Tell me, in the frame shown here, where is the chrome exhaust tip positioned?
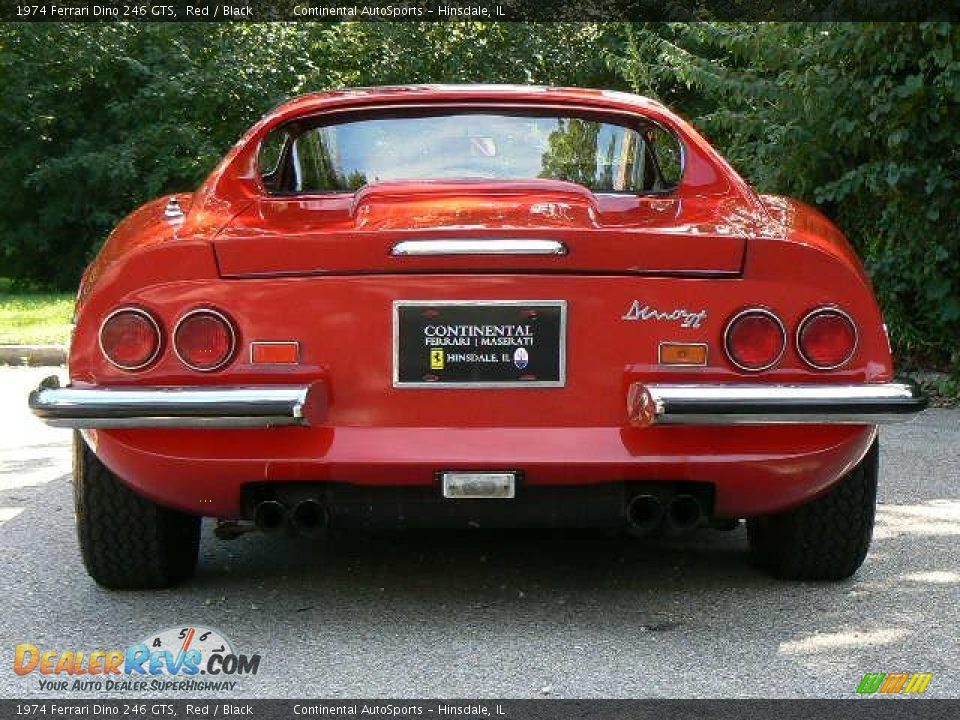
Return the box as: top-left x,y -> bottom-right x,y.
253,500 -> 288,532
665,494 -> 704,533
289,499 -> 329,537
626,494 -> 665,534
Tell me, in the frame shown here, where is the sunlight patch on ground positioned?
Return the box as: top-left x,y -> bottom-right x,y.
0,448 -> 70,491
874,500 -> 960,540
0,507 -> 24,525
779,628 -> 906,656
0,367 -> 72,491
902,570 -> 960,584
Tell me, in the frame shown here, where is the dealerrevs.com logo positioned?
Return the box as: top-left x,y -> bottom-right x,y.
13,625 -> 261,692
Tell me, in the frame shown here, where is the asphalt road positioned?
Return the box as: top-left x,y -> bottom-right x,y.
1,366 -> 957,699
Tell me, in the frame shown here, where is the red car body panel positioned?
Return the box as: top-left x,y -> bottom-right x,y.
68,85 -> 893,521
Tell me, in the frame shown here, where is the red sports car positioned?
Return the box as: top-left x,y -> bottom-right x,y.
29,85 -> 925,588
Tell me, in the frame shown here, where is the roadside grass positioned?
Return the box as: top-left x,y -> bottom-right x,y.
0,292 -> 74,345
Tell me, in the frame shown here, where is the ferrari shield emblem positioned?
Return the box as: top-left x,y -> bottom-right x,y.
430,348 -> 445,370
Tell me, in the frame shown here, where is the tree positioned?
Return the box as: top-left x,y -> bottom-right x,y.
0,22 -> 623,288
612,22 -> 960,372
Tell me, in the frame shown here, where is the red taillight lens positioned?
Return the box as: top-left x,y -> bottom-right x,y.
99,308 -> 161,370
174,310 -> 236,371
724,309 -> 786,371
798,309 -> 857,369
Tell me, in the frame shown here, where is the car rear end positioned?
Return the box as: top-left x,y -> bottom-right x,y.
38,199 -> 919,526
28,88 -> 925,587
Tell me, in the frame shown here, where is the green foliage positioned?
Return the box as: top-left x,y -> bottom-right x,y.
613,22 -> 960,373
0,22 -> 620,288
539,119 -> 604,188
1,22 -> 957,372
0,24 -> 327,287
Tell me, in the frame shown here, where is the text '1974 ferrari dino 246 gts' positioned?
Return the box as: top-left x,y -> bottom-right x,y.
29,85 -> 926,588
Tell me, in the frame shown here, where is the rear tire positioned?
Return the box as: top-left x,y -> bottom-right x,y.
748,437 -> 879,581
73,432 -> 200,589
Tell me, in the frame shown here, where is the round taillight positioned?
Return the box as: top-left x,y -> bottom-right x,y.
173,309 -> 236,372
724,309 -> 786,372
797,308 -> 857,370
99,308 -> 161,371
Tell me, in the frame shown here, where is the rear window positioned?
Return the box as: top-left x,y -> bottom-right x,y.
258,111 -> 683,195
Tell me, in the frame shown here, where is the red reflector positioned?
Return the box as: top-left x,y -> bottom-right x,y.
251,342 -> 299,364
174,310 -> 236,372
724,310 -> 785,371
99,308 -> 161,370
798,309 -> 857,369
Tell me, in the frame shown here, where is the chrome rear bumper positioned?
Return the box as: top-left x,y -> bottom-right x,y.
29,376 -> 926,430
628,381 -> 926,426
28,376 -> 317,429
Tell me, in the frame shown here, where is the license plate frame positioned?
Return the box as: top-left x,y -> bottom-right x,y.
392,300 -> 567,388
441,471 -> 517,499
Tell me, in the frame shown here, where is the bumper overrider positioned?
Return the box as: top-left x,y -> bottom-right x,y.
28,375 -> 925,429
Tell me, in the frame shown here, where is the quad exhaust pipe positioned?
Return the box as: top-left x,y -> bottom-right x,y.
626,493 -> 705,534
253,499 -> 329,536
626,494 -> 665,534
257,494 -> 701,536
664,494 -> 704,533
289,499 -> 329,537
253,500 -> 287,532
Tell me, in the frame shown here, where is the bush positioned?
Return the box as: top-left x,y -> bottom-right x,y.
610,22 -> 960,373
0,23 -> 620,288
2,22 -> 956,373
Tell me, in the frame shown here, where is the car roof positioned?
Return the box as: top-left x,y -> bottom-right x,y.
263,84 -> 671,125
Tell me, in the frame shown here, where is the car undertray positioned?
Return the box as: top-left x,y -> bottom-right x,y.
240,480 -> 716,530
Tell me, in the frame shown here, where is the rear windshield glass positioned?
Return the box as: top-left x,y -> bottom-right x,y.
258,111 -> 683,195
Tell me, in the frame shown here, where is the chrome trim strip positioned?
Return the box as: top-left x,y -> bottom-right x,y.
173,308 -> 238,373
28,376 -> 310,429
796,306 -> 859,371
391,239 -> 567,257
628,381 -> 926,426
722,307 -> 787,372
392,299 -> 567,388
98,307 -> 163,372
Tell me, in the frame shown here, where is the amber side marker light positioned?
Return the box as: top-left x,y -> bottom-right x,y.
797,308 -> 858,370
659,342 -> 708,366
251,341 -> 299,365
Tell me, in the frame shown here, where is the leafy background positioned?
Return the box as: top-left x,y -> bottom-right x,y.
0,22 -> 956,375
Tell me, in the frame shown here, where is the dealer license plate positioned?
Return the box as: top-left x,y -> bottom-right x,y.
393,301 -> 566,387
